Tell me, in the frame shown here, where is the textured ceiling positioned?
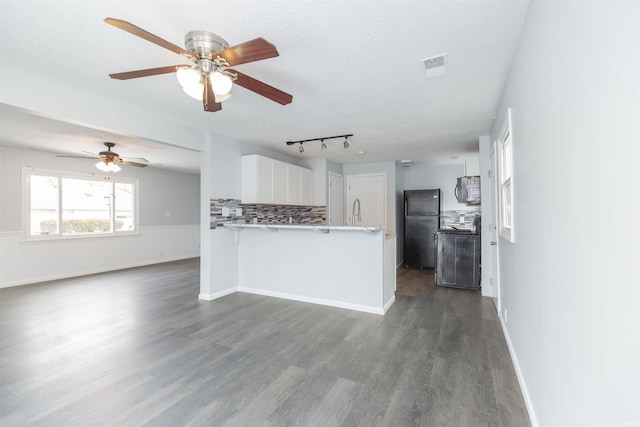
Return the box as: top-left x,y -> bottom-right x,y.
0,0 -> 530,172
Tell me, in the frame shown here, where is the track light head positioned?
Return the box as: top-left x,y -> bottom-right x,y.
343,136 -> 350,149
321,139 -> 327,150
299,144 -> 304,153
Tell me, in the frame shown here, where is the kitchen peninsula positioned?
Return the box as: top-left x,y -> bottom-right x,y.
224,224 -> 396,315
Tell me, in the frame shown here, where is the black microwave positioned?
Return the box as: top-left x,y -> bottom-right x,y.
455,176 -> 481,204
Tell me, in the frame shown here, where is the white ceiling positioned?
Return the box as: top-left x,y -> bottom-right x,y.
0,0 -> 530,173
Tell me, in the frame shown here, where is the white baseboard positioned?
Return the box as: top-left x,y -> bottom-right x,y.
0,255 -> 199,289
499,315 -> 539,427
383,295 -> 396,313
237,286 -> 385,315
198,287 -> 237,301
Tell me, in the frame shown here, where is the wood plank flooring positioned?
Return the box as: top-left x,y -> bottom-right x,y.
0,259 -> 530,426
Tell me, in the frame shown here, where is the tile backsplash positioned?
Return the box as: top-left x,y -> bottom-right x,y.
441,209 -> 481,230
210,199 -> 325,229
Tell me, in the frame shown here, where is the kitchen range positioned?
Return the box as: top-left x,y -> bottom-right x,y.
435,219 -> 481,291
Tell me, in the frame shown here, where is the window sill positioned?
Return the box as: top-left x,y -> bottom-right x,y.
21,231 -> 141,243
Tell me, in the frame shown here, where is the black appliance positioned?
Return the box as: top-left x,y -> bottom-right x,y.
455,176 -> 481,204
435,225 -> 481,290
403,189 -> 441,269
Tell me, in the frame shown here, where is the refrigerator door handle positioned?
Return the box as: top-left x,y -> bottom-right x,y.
454,182 -> 460,202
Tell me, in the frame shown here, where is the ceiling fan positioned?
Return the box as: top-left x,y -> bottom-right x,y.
104,17 -> 293,112
57,142 -> 149,172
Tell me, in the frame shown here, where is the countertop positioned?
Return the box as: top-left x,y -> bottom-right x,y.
222,223 -> 384,233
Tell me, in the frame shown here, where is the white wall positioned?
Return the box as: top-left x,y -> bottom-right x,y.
343,161 -> 396,234
491,2 -> 639,426
399,162 -> 478,211
0,145 -> 200,287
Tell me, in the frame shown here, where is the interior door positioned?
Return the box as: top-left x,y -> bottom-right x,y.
489,141 -> 501,312
328,172 -> 344,225
347,174 -> 386,228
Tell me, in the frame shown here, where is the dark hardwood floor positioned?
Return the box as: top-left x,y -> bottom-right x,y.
0,259 -> 530,426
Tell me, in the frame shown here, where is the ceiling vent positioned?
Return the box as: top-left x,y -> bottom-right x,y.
422,53 -> 448,78
400,159 -> 412,167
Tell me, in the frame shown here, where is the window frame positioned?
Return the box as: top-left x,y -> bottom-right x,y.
497,108 -> 515,242
22,167 -> 139,241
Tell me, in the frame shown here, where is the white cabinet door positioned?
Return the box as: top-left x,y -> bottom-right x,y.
272,160 -> 288,204
300,168 -> 314,206
256,155 -> 274,203
347,174 -> 386,229
287,165 -> 302,205
242,155 -> 273,203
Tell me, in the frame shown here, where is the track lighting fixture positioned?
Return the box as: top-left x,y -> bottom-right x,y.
286,133 -> 353,153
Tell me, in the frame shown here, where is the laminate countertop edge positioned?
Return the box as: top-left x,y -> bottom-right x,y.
222,224 -> 384,233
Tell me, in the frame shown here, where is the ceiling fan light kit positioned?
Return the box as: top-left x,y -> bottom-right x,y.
210,71 -> 233,95
95,160 -> 121,173
104,18 -> 293,112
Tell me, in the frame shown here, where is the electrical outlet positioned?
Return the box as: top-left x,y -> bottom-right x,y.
504,309 -> 508,324
235,207 -> 243,216
222,207 -> 230,217
459,214 -> 465,224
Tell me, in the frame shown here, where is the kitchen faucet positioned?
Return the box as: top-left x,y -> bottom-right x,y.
352,198 -> 361,225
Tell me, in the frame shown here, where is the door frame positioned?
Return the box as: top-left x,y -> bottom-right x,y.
489,140 -> 502,313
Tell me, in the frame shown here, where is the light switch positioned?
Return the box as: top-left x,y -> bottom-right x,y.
235,207 -> 243,216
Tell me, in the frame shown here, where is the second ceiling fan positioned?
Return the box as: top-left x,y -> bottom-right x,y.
105,17 -> 293,112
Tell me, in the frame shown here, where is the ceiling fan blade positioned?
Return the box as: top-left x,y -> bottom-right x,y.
228,70 -> 293,105
104,18 -> 192,58
121,157 -> 149,163
121,161 -> 148,168
203,76 -> 222,112
109,65 -> 188,80
215,38 -> 279,66
56,155 -> 99,160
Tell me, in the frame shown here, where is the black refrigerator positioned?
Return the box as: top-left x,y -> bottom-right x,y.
404,189 -> 441,268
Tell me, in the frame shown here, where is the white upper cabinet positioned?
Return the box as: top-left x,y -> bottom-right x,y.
242,155 -> 273,203
300,168 -> 314,206
241,155 -> 314,205
287,165 -> 302,205
272,160 -> 288,204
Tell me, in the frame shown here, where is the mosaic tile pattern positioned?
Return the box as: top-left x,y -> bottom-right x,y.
210,199 -> 326,229
441,209 -> 481,231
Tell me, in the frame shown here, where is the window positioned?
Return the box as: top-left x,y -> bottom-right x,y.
24,168 -> 138,239
497,108 -> 515,242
